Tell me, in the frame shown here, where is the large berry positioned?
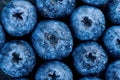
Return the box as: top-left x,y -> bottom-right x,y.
106,60 -> 120,80
70,5 -> 105,40
35,61 -> 73,80
103,26 -> 120,58
72,42 -> 108,75
32,20 -> 73,60
1,0 -> 37,36
0,40 -> 36,77
36,0 -> 76,18
108,0 -> 120,24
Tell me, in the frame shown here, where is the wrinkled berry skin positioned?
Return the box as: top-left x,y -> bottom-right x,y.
0,24 -> 5,49
80,77 -> 102,80
106,60 -> 120,80
32,20 -> 73,60
81,0 -> 109,6
36,0 -> 76,18
108,0 -> 120,24
70,6 -> 105,41
35,61 -> 73,80
103,26 -> 120,58
1,0 -> 37,36
72,42 -> 108,76
0,40 -> 36,77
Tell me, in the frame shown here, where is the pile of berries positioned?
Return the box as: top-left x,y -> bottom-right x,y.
0,0 -> 120,80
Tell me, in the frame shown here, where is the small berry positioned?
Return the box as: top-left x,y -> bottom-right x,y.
72,42 -> 108,75
1,0 -> 37,36
0,40 -> 36,77
35,61 -> 73,80
70,5 -> 105,40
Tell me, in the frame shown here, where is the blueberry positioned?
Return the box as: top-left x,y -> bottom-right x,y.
108,0 -> 120,24
81,0 -> 109,6
106,60 -> 120,80
80,77 -> 102,80
70,5 -> 105,40
72,42 -> 108,75
31,20 -> 73,60
1,0 -> 37,36
103,26 -> 120,58
36,0 -> 76,18
0,24 -> 5,49
35,61 -> 73,80
0,40 -> 36,77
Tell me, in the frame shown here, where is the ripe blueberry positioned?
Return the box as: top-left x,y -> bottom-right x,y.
31,20 -> 73,60
0,40 -> 36,77
108,0 -> 120,24
36,0 -> 76,18
106,60 -> 120,80
103,26 -> 120,58
1,0 -> 37,36
35,61 -> 73,80
70,5 -> 105,40
72,42 -> 108,75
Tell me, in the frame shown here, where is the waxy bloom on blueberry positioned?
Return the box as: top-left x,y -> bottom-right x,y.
1,0 -> 37,36
32,20 -> 73,60
0,40 -> 36,77
70,5 -> 105,40
35,61 -> 73,80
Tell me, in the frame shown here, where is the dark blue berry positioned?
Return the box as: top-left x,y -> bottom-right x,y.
70,5 -> 105,40
1,0 -> 37,36
0,40 -> 36,77
72,42 -> 108,75
35,61 -> 73,80
31,20 -> 73,60
80,77 -> 102,80
81,0 -> 109,6
0,24 -> 5,49
108,0 -> 120,24
36,0 -> 76,18
103,26 -> 120,58
106,60 -> 120,80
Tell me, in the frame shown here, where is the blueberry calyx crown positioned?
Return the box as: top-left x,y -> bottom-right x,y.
12,52 -> 22,64
48,70 -> 60,80
13,12 -> 23,20
81,16 -> 92,28
85,52 -> 96,62
45,32 -> 58,46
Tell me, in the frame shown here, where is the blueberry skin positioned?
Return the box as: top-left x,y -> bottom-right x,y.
1,0 -> 37,36
0,24 -> 5,49
35,61 -> 73,80
103,26 -> 120,58
108,0 -> 120,24
70,6 -> 105,41
36,0 -> 76,18
0,40 -> 36,77
72,42 -> 108,76
81,0 -> 109,6
31,20 -> 73,60
80,77 -> 102,80
106,60 -> 120,80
